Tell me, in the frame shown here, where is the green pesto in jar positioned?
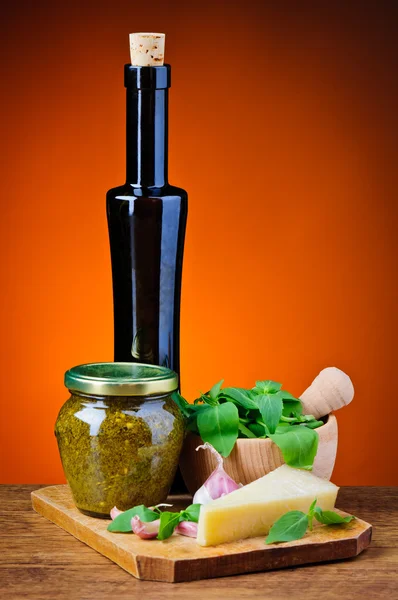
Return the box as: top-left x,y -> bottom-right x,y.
55,363 -> 183,518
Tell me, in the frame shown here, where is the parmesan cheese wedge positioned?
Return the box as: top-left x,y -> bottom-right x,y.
196,464 -> 338,546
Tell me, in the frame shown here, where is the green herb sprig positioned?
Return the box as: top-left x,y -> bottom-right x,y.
107,502 -> 201,539
172,379 -> 323,468
107,504 -> 160,533
265,499 -> 355,544
158,503 -> 201,540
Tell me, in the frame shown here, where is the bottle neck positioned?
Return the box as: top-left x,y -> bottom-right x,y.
126,88 -> 168,187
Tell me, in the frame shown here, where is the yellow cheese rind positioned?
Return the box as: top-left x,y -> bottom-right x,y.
197,465 -> 338,546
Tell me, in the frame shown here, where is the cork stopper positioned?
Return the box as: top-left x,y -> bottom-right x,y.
129,32 -> 165,67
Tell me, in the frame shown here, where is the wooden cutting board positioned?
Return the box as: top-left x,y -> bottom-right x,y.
31,485 -> 372,583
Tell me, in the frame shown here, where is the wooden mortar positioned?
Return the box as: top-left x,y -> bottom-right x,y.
179,367 -> 353,495
179,414 -> 338,496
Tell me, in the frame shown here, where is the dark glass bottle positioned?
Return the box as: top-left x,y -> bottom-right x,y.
106,65 -> 188,378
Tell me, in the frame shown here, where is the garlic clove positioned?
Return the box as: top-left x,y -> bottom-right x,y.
131,515 -> 160,539
110,506 -> 123,520
175,521 -> 198,538
193,443 -> 240,504
193,481 -> 214,505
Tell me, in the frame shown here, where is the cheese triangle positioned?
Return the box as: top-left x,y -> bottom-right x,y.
197,464 -> 338,546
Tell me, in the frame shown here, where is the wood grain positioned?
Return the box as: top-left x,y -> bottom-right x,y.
180,414 -> 338,495
30,484 -> 370,583
1,486 -> 397,598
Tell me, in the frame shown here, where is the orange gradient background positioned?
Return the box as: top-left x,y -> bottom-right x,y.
1,1 -> 397,485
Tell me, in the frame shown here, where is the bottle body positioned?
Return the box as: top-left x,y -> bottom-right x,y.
107,64 -> 188,378
107,184 -> 187,372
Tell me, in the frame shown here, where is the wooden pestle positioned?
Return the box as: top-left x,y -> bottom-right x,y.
299,367 -> 354,419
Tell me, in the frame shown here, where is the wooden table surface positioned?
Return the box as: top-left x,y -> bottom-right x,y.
0,486 -> 396,599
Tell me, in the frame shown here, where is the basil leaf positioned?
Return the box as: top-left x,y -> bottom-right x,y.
197,402 -> 239,457
307,498 -> 317,530
181,504 -> 201,523
171,391 -> 191,418
299,414 -> 317,422
265,510 -> 309,544
282,399 -> 303,417
247,422 -> 266,437
234,405 -> 252,420
304,419 -> 324,429
308,498 -> 317,516
209,380 -> 224,401
222,387 -> 258,410
253,380 -> 282,394
278,391 -> 300,402
238,421 -> 257,438
314,507 -> 355,525
192,403 -> 208,411
185,404 -> 212,434
188,403 -> 212,414
107,505 -> 158,532
186,414 -> 199,433
269,427 -> 319,470
256,393 -> 283,434
274,423 -> 291,434
157,511 -> 182,540
199,392 -> 219,406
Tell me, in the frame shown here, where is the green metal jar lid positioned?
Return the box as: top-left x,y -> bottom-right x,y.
64,362 -> 178,397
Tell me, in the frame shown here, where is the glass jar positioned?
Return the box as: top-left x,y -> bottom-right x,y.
55,363 -> 184,518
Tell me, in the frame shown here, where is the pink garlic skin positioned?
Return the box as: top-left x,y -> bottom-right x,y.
175,521 -> 198,538
204,466 -> 240,499
192,443 -> 240,504
131,515 -> 160,539
110,507 -> 123,520
174,521 -> 198,538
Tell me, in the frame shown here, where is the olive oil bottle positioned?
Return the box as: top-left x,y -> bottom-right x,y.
107,34 -> 188,379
